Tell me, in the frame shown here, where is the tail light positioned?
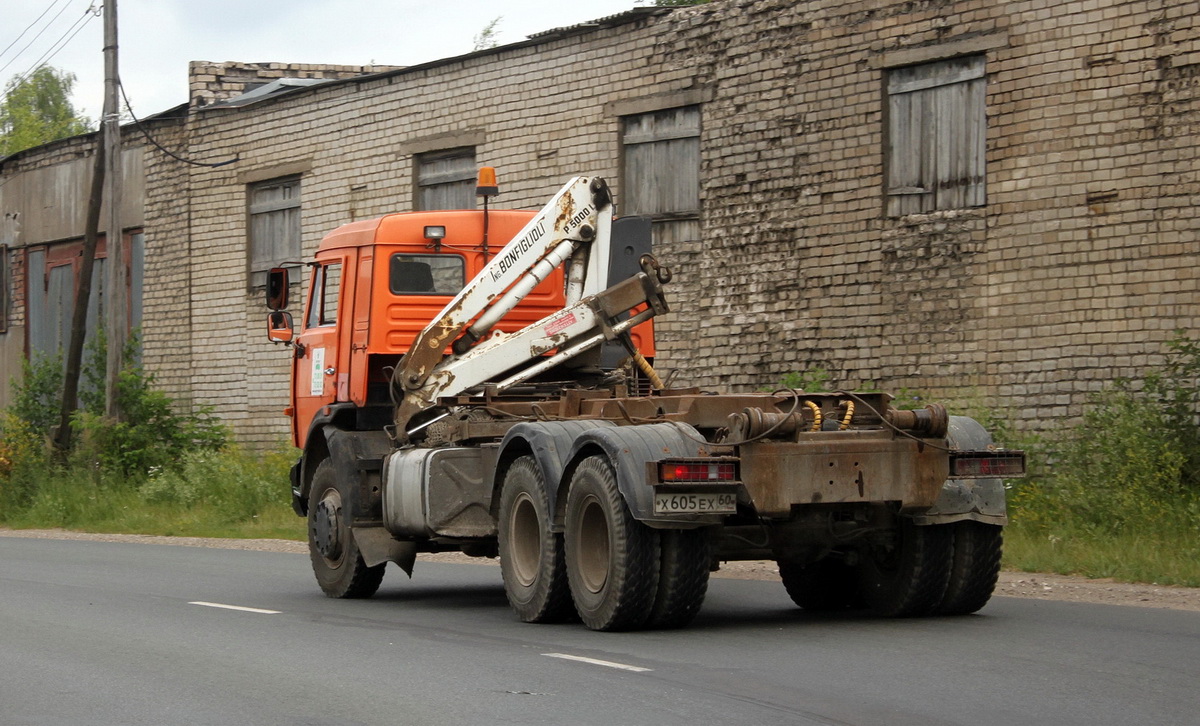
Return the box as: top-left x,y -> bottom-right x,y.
949,451 -> 1026,478
658,459 -> 739,483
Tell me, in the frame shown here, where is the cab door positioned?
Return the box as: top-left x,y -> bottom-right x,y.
293,254 -> 355,448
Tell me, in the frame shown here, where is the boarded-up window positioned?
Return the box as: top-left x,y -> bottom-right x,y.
416,148 -> 476,210
622,106 -> 701,248
887,56 -> 986,216
249,176 -> 301,286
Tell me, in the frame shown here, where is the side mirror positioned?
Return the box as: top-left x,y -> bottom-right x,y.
267,310 -> 294,344
266,268 -> 290,311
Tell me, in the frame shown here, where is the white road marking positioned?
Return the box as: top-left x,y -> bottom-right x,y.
188,601 -> 281,615
542,653 -> 652,672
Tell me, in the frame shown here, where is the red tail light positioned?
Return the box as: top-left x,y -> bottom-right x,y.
658,460 -> 738,483
949,451 -> 1026,478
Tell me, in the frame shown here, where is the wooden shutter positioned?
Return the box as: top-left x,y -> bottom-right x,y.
417,149 -> 476,210
887,56 -> 986,215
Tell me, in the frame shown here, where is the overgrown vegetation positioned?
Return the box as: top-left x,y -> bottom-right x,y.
1005,335 -> 1200,586
778,335 -> 1200,587
0,334 -> 300,540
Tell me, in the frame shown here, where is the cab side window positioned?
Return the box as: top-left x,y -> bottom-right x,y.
307,263 -> 342,327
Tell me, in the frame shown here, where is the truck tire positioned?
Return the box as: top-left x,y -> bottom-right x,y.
858,520 -> 951,617
778,557 -> 859,612
648,529 -> 710,629
498,456 -> 575,623
564,455 -> 660,631
936,521 -> 1003,615
308,459 -> 385,598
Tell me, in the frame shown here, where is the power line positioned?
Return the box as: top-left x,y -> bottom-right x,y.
119,80 -> 239,168
0,0 -> 70,66
4,6 -> 98,94
0,0 -> 77,80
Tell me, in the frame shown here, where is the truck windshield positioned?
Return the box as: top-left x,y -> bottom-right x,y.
389,254 -> 465,295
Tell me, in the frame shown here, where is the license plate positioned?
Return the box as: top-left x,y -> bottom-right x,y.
654,492 -> 737,515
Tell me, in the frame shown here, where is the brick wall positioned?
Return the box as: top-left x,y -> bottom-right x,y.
19,0 -> 1191,447
188,61 -> 404,108
152,0 -> 1200,447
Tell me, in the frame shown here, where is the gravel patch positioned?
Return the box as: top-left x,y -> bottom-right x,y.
4,527 -> 1198,612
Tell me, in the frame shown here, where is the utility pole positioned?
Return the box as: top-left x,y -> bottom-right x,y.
54,3 -> 110,450
102,0 -> 126,420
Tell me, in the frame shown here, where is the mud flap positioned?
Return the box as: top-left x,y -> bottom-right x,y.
352,526 -> 418,576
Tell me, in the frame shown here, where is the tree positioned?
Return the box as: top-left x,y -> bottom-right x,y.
0,66 -> 91,157
473,16 -> 503,51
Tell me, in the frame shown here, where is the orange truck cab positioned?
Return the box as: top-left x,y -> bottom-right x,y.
276,208 -> 654,450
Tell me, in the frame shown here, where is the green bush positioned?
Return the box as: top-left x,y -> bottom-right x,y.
0,411 -> 50,510
1005,334 -> 1200,584
76,330 -> 226,477
8,353 -> 64,437
140,446 -> 294,522
1,331 -> 230,523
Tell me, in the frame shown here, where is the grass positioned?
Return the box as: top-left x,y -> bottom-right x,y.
1004,514 -> 1200,588
0,444 -> 306,542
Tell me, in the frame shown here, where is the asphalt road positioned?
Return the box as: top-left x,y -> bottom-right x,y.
1,537 -> 1197,726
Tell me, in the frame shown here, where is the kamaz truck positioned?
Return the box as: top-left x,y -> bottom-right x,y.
265,171 -> 1023,631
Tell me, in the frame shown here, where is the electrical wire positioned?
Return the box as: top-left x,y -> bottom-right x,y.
0,0 -> 76,78
5,6 -> 98,92
118,80 -> 239,168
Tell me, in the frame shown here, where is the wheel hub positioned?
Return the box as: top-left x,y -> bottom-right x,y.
510,492 -> 541,588
577,496 -> 610,594
313,492 -> 344,562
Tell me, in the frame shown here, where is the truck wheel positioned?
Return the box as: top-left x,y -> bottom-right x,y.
778,557 -> 859,612
936,521 -> 1003,615
498,456 -> 575,623
308,459 -> 385,598
858,520 -> 951,617
648,529 -> 710,629
564,455 -> 660,631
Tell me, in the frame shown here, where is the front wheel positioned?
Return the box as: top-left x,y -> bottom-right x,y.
564,455 -> 660,631
308,459 -> 385,598
498,456 -> 574,623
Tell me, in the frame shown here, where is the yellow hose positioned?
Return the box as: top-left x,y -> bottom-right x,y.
804,400 -> 822,431
839,400 -> 856,430
632,350 -> 664,390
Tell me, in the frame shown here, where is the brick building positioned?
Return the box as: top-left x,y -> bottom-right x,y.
2,1 -> 1197,447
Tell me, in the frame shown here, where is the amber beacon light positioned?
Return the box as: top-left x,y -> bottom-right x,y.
476,167 -> 499,197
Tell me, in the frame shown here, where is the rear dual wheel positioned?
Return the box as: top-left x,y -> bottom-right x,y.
562,456 -> 712,631
858,520 -> 952,617
564,456 -> 661,631
937,521 -> 1003,615
787,521 -> 1002,617
649,528 -> 711,629
498,456 -> 574,623
778,557 -> 859,612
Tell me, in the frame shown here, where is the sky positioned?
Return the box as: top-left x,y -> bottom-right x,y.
2,0 -> 644,124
